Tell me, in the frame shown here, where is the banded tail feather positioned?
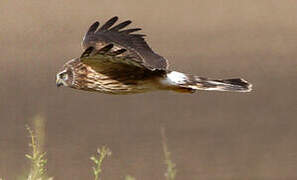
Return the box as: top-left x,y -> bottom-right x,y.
164,71 -> 252,93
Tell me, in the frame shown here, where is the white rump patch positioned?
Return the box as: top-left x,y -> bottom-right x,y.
162,71 -> 188,85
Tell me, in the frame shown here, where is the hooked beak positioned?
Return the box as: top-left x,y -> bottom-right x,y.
56,77 -> 63,87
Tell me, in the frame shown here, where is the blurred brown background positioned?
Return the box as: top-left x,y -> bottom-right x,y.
0,0 -> 296,179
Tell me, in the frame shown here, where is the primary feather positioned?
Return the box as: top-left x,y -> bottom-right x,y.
82,16 -> 168,70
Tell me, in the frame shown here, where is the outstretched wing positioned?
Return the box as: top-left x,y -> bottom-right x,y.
80,45 -> 145,72
80,45 -> 164,82
82,16 -> 168,70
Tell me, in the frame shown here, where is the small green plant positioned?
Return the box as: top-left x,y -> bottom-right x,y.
25,125 -> 51,180
161,127 -> 177,180
125,175 -> 136,180
18,116 -> 178,180
90,146 -> 112,180
25,115 -> 52,180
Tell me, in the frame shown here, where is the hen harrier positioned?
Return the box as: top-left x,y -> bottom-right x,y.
56,16 -> 252,94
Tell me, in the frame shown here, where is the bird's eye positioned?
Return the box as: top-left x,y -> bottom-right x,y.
59,73 -> 68,80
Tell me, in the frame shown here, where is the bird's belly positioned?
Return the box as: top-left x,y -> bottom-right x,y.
79,82 -> 157,95
72,65 -> 164,95
73,75 -> 159,95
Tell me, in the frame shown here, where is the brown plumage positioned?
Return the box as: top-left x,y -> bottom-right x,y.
56,16 -> 252,95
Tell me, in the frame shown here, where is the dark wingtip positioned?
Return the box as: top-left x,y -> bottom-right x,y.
112,16 -> 119,20
120,28 -> 142,34
109,16 -> 119,23
98,16 -> 119,31
110,20 -> 132,31
87,21 -> 99,34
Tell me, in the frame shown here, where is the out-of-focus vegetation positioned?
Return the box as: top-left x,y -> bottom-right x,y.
90,146 -> 112,180
124,175 -> 136,180
4,116 -> 177,180
161,127 -> 177,180
26,125 -> 52,180
25,115 -> 52,180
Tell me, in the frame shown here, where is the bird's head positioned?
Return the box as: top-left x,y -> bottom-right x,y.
56,66 -> 74,88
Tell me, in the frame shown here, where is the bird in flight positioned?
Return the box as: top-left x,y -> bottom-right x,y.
56,16 -> 252,95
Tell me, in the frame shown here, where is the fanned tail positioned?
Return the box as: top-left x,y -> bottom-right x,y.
164,71 -> 252,93
188,77 -> 252,92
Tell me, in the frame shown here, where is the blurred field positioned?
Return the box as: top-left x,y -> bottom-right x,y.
0,0 -> 296,179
